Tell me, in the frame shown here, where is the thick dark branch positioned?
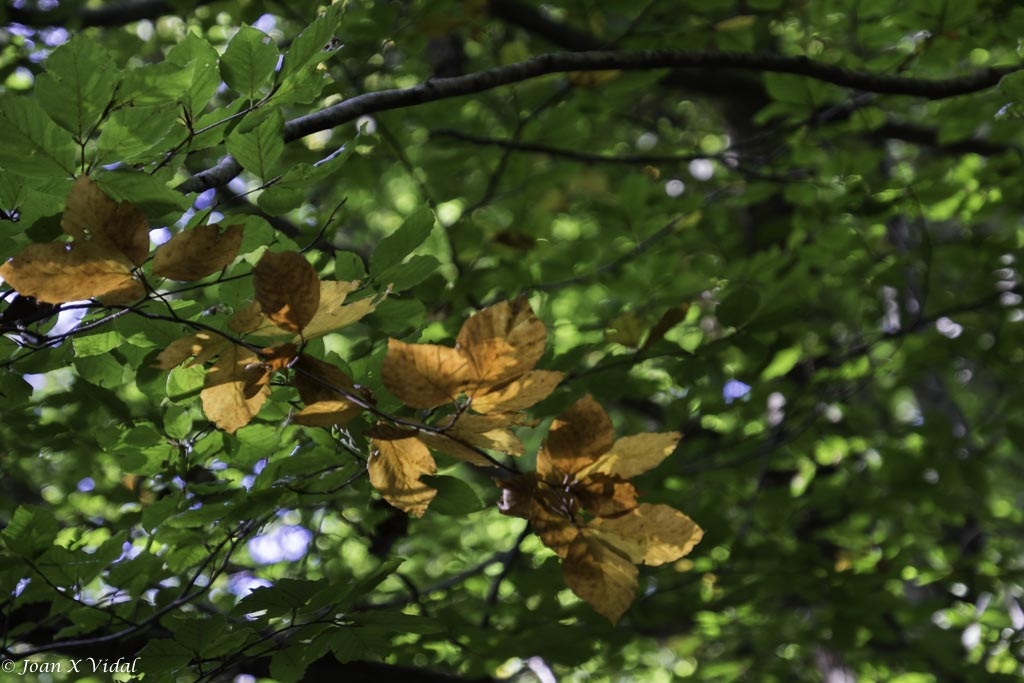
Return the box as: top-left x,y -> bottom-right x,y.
179,50 -> 1018,194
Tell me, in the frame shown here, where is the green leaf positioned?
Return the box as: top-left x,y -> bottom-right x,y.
166,33 -> 221,113
0,97 -> 77,177
138,639 -> 193,675
163,405 -> 193,440
279,4 -> 343,80
227,109 -> 285,180
270,646 -> 310,683
716,286 -> 761,328
423,475 -> 484,516
375,254 -> 441,291
233,578 -> 326,617
95,103 -> 182,165
73,330 -> 124,357
327,627 -> 391,663
220,25 -> 280,99
2,506 -> 59,556
166,365 -> 205,403
257,150 -> 351,215
370,207 -> 436,276
35,35 -> 120,138
335,251 -> 367,281
760,345 -> 801,381
74,353 -> 132,389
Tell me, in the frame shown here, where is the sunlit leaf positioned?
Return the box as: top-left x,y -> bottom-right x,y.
201,346 -> 270,433
563,530 -> 638,624
152,224 -> 244,281
62,176 -> 151,266
368,428 -> 437,517
0,241 -> 142,304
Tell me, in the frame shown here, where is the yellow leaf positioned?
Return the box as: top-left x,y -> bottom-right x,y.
253,251 -> 321,333
590,504 -> 704,567
61,176 -> 150,266
200,346 -> 269,433
416,413 -> 524,465
227,301 -> 286,337
153,331 -> 229,369
537,395 -> 615,478
381,339 -> 471,409
456,297 -> 546,384
0,241 -> 143,304
580,432 -> 681,480
301,281 -> 379,339
152,223 -> 243,281
293,400 -> 363,427
471,370 -> 563,413
563,531 -> 638,624
368,433 -> 437,517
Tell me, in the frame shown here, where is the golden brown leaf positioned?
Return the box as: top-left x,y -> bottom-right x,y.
253,251 -> 321,333
301,281 -> 380,339
61,176 -> 150,266
152,224 -> 243,281
368,434 -> 437,517
537,395 -> 615,478
293,401 -> 363,427
381,339 -> 471,409
471,370 -> 563,413
153,331 -> 229,369
416,413 -> 523,465
200,346 -> 270,433
456,297 -> 546,384
0,241 -> 143,304
562,530 -> 638,624
580,432 -> 682,480
590,504 -> 704,567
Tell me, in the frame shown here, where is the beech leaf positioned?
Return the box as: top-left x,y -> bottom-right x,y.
538,395 -> 615,478
381,339 -> 470,409
580,432 -> 682,480
153,223 -> 243,281
368,433 -> 437,517
61,175 -> 150,266
471,370 -> 564,413
154,331 -> 229,370
293,401 -> 363,427
301,280 -> 379,339
0,241 -> 143,304
200,346 -> 270,433
563,531 -> 639,624
456,297 -> 546,385
253,251 -> 321,333
590,504 -> 704,567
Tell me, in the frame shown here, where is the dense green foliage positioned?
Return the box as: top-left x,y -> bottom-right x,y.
2,1 -> 1024,681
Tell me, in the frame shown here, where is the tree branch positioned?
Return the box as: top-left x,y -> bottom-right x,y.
178,50 -> 1019,194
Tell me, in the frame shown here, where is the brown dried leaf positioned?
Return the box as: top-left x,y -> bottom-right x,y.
293,354 -> 363,405
456,297 -> 546,384
538,395 -> 615,478
253,251 -> 321,333
200,346 -> 270,433
471,370 -> 563,413
293,400 -> 363,427
153,331 -> 229,369
562,531 -> 638,624
0,241 -> 143,304
589,504 -> 704,567
61,176 -> 150,266
580,432 -> 682,481
152,224 -> 243,281
381,339 -> 471,409
498,473 -> 580,557
368,435 -> 437,517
